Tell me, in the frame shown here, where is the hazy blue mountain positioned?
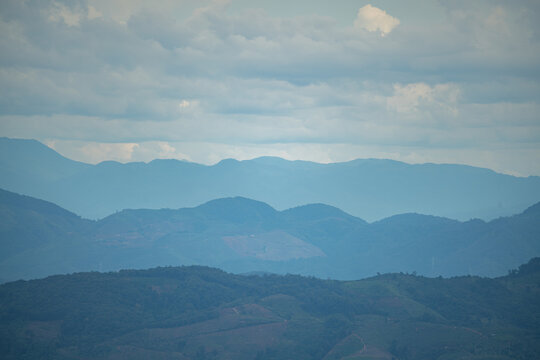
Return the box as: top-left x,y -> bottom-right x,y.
0,189 -> 91,260
1,189 -> 539,283
1,258 -> 540,359
2,137 -> 540,221
0,137 -> 90,191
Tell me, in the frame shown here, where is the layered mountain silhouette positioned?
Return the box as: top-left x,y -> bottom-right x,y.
2,137 -> 540,222
1,188 -> 539,283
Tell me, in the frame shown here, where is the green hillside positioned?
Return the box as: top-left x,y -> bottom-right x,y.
1,259 -> 539,359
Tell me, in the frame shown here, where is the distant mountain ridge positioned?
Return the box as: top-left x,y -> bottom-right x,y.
1,188 -> 539,283
1,137 -> 540,221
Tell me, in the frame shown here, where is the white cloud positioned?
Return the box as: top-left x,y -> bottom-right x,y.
354,4 -> 400,36
48,2 -> 82,27
87,5 -> 103,20
44,139 -> 192,164
131,141 -> 192,162
387,83 -> 460,119
46,140 -> 139,163
86,0 -> 215,24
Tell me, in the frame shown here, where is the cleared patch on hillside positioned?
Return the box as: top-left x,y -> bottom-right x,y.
223,230 -> 325,260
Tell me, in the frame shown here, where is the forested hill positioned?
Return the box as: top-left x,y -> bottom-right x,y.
2,137 -> 540,222
1,188 -> 540,282
1,258 -> 539,360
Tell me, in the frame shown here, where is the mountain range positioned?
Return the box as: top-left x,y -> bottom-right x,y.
2,137 -> 540,222
1,188 -> 539,283
2,258 -> 540,359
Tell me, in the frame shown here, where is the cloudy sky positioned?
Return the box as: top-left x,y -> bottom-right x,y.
1,0 -> 539,176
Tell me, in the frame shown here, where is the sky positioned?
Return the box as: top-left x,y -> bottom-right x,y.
0,0 -> 539,176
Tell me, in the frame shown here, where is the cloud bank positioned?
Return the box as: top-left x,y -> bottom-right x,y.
0,0 -> 539,176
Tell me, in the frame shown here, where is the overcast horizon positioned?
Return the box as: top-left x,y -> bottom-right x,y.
1,0 -> 540,176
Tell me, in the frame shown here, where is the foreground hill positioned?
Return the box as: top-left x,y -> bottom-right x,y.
1,189 -> 540,282
2,137 -> 540,221
1,259 -> 540,360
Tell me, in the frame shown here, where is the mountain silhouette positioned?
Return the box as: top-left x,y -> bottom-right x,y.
2,137 -> 540,221
1,188 -> 539,283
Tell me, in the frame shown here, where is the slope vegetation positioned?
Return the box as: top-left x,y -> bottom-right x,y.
1,259 -> 539,359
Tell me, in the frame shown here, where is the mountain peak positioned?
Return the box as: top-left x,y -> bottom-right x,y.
248,156 -> 297,165
0,137 -> 84,165
281,203 -> 364,223
523,201 -> 540,215
374,213 -> 459,227
0,137 -> 90,183
215,158 -> 240,166
0,188 -> 81,219
196,197 -> 277,223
